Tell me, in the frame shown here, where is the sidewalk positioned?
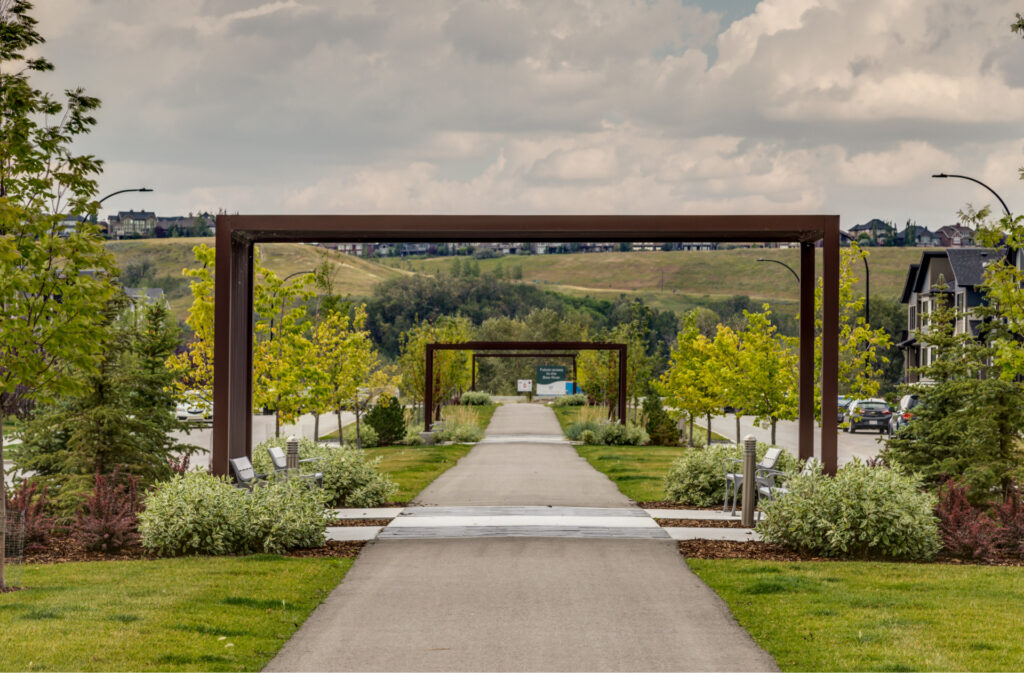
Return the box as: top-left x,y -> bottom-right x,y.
266,404 -> 777,672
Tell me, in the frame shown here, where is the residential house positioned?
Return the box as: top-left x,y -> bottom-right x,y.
894,225 -> 941,247
936,224 -> 975,247
848,218 -> 894,245
898,247 -> 997,383
124,287 -> 167,304
108,210 -> 157,238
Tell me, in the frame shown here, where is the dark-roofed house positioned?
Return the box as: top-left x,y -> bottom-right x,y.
936,224 -> 975,247
124,287 -> 166,303
898,247 -> 998,382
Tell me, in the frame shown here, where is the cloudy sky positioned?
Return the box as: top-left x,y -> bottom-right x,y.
35,0 -> 1024,230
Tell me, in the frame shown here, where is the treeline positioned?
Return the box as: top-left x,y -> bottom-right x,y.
364,274 -> 680,361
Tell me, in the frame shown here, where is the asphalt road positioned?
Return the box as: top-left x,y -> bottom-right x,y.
710,415 -> 886,466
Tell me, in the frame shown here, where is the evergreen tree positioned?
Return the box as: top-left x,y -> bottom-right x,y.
13,297 -> 198,516
882,279 -> 1024,501
365,394 -> 406,445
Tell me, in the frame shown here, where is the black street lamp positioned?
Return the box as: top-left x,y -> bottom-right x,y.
91,187 -> 153,235
932,173 -> 1011,216
759,255 -> 870,324
755,258 -> 800,283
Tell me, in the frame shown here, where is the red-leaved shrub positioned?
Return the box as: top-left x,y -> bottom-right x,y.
935,478 -> 1000,561
168,454 -> 190,475
994,483 -> 1024,560
74,468 -> 140,553
5,481 -> 54,551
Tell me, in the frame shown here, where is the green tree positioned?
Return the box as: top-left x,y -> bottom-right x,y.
365,394 -> 405,445
397,316 -> 472,425
0,0 -> 116,589
811,242 -> 892,420
738,307 -> 799,445
659,313 -> 724,446
708,323 -> 746,444
883,280 -> 1024,500
13,297 -> 197,516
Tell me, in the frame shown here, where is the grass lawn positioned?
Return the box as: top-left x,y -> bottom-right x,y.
0,555 -> 352,672
576,443 -> 685,501
367,444 -> 473,502
552,404 -> 729,502
688,559 -> 1024,672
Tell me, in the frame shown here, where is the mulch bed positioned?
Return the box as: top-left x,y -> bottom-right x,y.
284,540 -> 366,559
678,540 -> 1024,565
23,534 -> 368,566
638,501 -> 726,511
657,518 -> 747,529
678,540 -> 836,562
327,518 -> 393,527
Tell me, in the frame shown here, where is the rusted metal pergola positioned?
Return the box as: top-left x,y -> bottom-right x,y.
212,215 -> 840,475
428,341 -> 625,431
470,352 -> 577,392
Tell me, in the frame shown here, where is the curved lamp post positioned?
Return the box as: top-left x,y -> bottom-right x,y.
759,255 -> 870,324
92,187 -> 153,236
755,258 -> 800,283
932,173 -> 1011,216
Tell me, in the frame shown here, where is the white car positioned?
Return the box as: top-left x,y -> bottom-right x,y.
175,393 -> 212,422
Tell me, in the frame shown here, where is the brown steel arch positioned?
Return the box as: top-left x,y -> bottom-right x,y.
212,215 -> 841,474
426,341 -> 624,430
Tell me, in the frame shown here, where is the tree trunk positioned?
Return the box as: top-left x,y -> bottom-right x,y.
313,413 -> 319,442
735,413 -> 741,445
355,404 -> 362,450
688,416 -> 694,447
336,408 -> 343,445
706,413 -> 712,445
771,418 -> 777,445
274,401 -> 280,438
1,413 -> 7,590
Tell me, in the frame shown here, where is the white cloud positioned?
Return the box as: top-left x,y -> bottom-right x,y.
27,0 -> 1024,229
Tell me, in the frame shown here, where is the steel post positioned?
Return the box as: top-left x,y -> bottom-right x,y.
741,435 -> 757,527
798,242 -> 815,461
821,218 -> 841,474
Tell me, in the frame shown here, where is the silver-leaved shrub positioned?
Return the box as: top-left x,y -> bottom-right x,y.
254,437 -> 397,507
459,391 -> 493,405
138,472 -> 327,556
757,460 -> 941,560
664,443 -> 800,507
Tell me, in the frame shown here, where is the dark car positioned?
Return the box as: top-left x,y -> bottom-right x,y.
844,398 -> 892,434
889,394 -> 921,435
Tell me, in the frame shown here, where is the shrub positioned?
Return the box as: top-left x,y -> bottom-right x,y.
643,395 -> 678,446
435,406 -> 483,443
343,423 -> 379,449
365,395 -> 406,445
994,483 -> 1024,560
139,472 -> 327,556
597,422 -> 649,446
935,478 -> 1001,561
757,460 -> 941,561
552,394 -> 587,407
5,480 -> 54,552
460,391 -> 493,406
579,429 -> 597,445
566,420 -> 603,441
254,437 -> 397,507
74,468 -> 140,553
664,443 -> 800,507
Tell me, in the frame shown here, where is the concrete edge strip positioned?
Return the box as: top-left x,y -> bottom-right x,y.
377,526 -> 672,540
400,506 -> 648,518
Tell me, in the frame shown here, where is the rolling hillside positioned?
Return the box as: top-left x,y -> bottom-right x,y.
387,247 -> 927,314
106,238 -> 409,319
108,238 -> 927,322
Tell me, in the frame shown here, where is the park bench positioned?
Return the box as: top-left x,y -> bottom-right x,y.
723,447 -> 783,516
229,456 -> 269,490
755,458 -> 821,504
266,445 -> 325,487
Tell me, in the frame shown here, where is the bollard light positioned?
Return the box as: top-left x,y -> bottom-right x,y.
741,434 -> 757,527
286,435 -> 299,470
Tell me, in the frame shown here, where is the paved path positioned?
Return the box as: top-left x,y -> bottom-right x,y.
710,414 -> 884,466
267,404 -> 777,672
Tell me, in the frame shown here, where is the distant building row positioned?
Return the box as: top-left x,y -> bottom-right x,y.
58,211 -> 216,239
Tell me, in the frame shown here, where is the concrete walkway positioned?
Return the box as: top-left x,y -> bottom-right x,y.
266,404 -> 777,672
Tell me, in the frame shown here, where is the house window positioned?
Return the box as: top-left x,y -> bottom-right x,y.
909,305 -> 917,330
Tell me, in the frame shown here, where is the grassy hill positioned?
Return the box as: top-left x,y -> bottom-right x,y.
106,238 -> 409,319
386,247 -> 927,315
107,238 -> 927,323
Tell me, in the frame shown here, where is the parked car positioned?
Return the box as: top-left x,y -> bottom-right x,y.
837,395 -> 852,424
175,391 -> 212,422
889,394 -> 921,435
844,398 -> 892,434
